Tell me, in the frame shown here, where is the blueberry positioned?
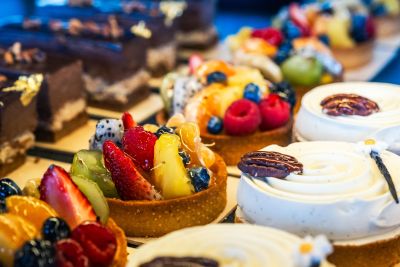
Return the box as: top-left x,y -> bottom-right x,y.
0,178 -> 22,206
372,4 -> 387,16
243,83 -> 262,103
282,21 -> 302,40
206,71 -> 227,85
351,14 -> 368,43
207,116 -> 223,134
274,41 -> 293,64
14,239 -> 55,267
320,1 -> 333,14
270,81 -> 296,109
188,167 -> 210,192
155,126 -> 175,138
318,35 -> 330,46
179,151 -> 191,165
42,217 -> 71,243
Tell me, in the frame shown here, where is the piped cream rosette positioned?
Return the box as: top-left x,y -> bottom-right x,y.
237,141 -> 400,242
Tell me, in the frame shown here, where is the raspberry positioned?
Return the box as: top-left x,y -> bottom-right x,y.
251,27 -> 284,46
122,126 -> 157,171
55,239 -> 89,267
71,221 -> 117,267
258,94 -> 290,131
223,99 -> 261,136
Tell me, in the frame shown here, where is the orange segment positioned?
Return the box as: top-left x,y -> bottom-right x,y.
6,195 -> 58,231
242,38 -> 278,57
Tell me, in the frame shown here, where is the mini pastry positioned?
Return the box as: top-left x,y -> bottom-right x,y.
71,112 -> 227,237
0,165 -> 127,267
130,224 -> 334,267
294,82 -> 400,142
160,59 -> 295,165
237,140 -> 400,267
367,0 -> 400,37
0,42 -> 88,142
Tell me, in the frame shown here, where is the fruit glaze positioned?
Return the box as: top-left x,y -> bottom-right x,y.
237,141 -> 400,242
295,82 -> 400,142
130,224 -> 334,267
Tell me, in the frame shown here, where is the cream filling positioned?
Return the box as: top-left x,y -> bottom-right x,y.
176,26 -> 217,45
83,69 -> 150,104
295,82 -> 400,142
38,98 -> 86,131
237,141 -> 400,241
0,131 -> 34,164
147,41 -> 177,71
129,224 -> 333,267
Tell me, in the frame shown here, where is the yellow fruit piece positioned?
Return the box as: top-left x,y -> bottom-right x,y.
197,144 -> 216,169
320,73 -> 334,84
0,214 -> 37,267
384,0 -> 400,15
228,67 -> 268,94
143,124 -> 159,133
6,195 -> 58,231
326,17 -> 355,48
195,60 -> 235,79
227,27 -> 253,51
153,134 -> 194,199
312,15 -> 329,35
22,178 -> 41,198
242,38 -> 278,57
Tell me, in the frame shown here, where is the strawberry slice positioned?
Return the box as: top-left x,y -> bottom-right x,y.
189,54 -> 204,74
121,112 -> 136,130
122,126 -> 157,171
103,140 -> 161,201
289,3 -> 310,36
40,165 -> 96,228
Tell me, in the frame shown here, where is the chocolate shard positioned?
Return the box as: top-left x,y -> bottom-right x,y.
320,93 -> 379,117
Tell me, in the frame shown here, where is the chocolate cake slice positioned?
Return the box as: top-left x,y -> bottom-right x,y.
0,18 -> 150,111
0,73 -> 39,176
0,43 -> 88,142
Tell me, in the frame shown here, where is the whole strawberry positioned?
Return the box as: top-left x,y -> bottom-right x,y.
103,140 -> 161,201
258,94 -> 290,131
122,126 -> 157,171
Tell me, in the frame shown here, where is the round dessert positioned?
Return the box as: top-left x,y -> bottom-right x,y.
129,224 -> 334,267
160,59 -> 295,165
372,125 -> 400,156
236,141 -> 400,267
0,167 -> 127,267
294,82 -> 400,142
366,0 -> 400,37
78,112 -> 227,237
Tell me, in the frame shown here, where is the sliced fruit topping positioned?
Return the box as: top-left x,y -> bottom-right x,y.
251,27 -> 284,46
326,16 -> 355,48
55,239 -> 89,267
143,123 -> 159,133
259,94 -> 290,131
70,150 -> 118,198
189,54 -> 204,74
289,3 -> 310,36
188,167 -> 211,192
206,71 -> 227,85
42,217 -> 71,243
176,122 -> 202,165
71,221 -> 116,267
71,175 -> 109,224
166,113 -> 186,129
22,178 -> 41,199
207,116 -> 224,134
155,125 -> 175,138
0,178 -> 22,211
123,126 -> 157,171
5,195 -> 58,231
195,60 -> 235,79
153,134 -> 194,199
242,38 -> 277,57
0,214 -> 37,267
121,112 -> 136,130
103,140 -> 161,201
14,239 -> 55,267
223,99 -> 261,136
40,165 -> 97,229
197,144 -> 216,169
89,119 -> 124,151
281,55 -> 323,86
243,83 -> 262,103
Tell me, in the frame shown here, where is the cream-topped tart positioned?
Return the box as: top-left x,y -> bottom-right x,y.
237,141 -> 400,267
129,224 -> 334,267
294,82 -> 400,142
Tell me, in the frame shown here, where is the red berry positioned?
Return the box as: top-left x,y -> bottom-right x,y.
251,27 -> 284,46
55,239 -> 89,267
40,165 -> 96,229
121,112 -> 136,130
258,94 -> 290,131
366,16 -> 375,39
71,222 -> 116,267
189,54 -> 204,74
223,99 -> 261,136
103,140 -> 161,200
289,3 -> 310,36
122,126 -> 157,171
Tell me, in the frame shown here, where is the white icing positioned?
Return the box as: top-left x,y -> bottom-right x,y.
372,126 -> 400,156
237,141 -> 400,241
295,82 -> 400,142
129,224 -> 334,267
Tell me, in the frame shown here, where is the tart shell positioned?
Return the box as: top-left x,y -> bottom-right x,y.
107,218 -> 128,267
107,154 -> 227,237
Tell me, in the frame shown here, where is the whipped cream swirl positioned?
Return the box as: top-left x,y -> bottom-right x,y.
237,141 -> 400,241
295,82 -> 400,142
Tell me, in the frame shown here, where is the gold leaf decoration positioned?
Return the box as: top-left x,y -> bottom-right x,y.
130,21 -> 152,39
3,74 -> 43,106
159,1 -> 187,26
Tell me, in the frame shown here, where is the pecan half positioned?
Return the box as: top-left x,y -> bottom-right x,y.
320,93 -> 379,116
238,151 -> 303,179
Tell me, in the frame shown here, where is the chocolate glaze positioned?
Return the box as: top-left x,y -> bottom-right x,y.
320,93 -> 380,116
176,0 -> 216,32
238,151 -> 303,179
139,256 -> 219,267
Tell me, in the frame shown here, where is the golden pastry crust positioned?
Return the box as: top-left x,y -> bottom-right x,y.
107,154 -> 227,237
332,40 -> 374,70
107,218 -> 128,267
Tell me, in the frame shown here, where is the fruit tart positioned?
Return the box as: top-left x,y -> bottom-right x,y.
72,112 -> 227,237
366,0 -> 400,37
160,59 -> 294,165
0,165 -> 127,267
